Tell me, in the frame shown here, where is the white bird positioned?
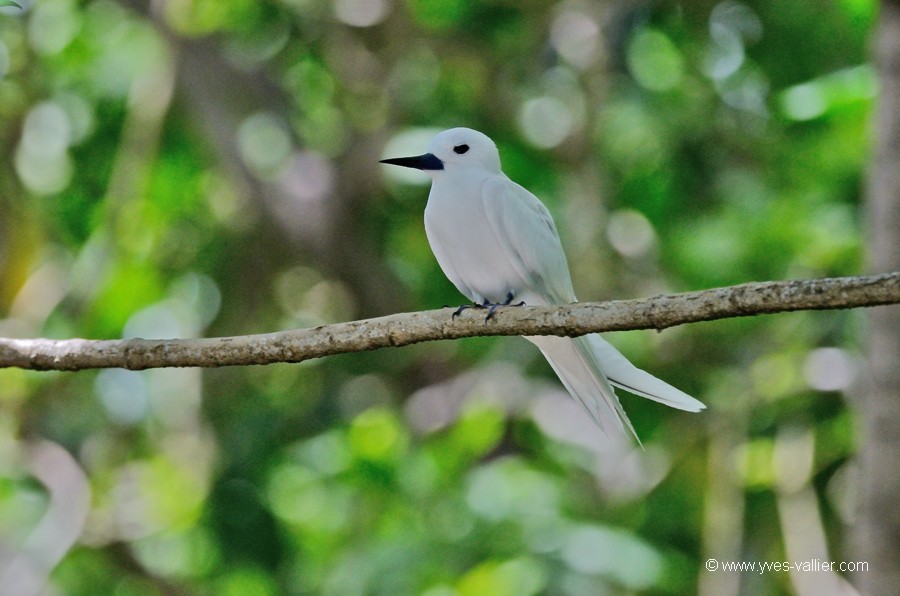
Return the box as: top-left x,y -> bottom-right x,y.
381,127 -> 704,440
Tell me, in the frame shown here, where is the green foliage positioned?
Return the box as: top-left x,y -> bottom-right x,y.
0,0 -> 874,594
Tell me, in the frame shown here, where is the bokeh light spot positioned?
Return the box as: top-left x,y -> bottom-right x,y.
519,96 -> 573,149
349,408 -> 408,464
606,209 -> 658,259
237,112 -> 292,175
550,10 -> 599,70
803,347 -> 858,391
96,369 -> 149,425
627,28 -> 684,92
333,0 -> 390,27
561,525 -> 664,589
781,82 -> 827,121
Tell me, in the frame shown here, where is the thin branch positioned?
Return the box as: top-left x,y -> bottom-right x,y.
1,273 -> 897,371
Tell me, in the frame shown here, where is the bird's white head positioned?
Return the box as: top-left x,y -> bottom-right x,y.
380,127 -> 502,176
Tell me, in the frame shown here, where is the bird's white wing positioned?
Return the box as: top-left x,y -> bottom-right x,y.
481,174 -> 704,439
481,176 -> 576,305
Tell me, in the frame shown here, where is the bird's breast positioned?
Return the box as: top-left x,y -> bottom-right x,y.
424,178 -> 525,304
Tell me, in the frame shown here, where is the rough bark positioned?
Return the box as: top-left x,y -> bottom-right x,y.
0,273 -> 896,371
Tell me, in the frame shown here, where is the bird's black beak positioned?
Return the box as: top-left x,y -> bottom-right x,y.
380,153 -> 444,171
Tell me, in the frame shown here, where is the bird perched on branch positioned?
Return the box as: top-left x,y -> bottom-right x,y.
381,127 -> 704,440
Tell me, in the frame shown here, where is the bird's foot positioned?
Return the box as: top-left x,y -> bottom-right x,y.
451,299 -> 491,319
485,292 -> 526,322
451,293 -> 525,321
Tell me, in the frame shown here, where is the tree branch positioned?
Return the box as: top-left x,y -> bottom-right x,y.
1,273 -> 897,371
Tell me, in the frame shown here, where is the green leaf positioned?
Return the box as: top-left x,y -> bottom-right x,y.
0,1 -> 22,8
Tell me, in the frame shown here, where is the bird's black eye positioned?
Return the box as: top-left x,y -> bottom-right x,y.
453,144 -> 470,155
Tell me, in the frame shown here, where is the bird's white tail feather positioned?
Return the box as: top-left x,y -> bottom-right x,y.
582,335 -> 705,412
527,334 -> 704,440
527,335 -> 639,441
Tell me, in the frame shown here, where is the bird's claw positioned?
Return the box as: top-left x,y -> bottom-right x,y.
451,304 -> 473,319
484,292 -> 526,323
451,293 -> 525,322
451,298 -> 489,319
484,300 -> 526,322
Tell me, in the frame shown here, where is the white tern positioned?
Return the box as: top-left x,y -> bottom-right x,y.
381,127 -> 705,439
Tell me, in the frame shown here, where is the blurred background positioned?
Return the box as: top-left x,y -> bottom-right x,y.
0,0 -> 884,594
